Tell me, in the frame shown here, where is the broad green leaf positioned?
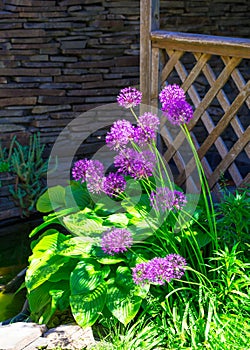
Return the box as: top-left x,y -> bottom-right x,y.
94,197 -> 122,215
58,237 -> 93,258
28,281 -> 55,313
48,259 -> 78,283
103,213 -> 129,227
70,282 -> 107,328
26,231 -> 70,291
70,261 -> 103,296
26,254 -> 69,291
115,266 -> 134,290
106,278 -> 142,326
50,286 -> 71,311
97,256 -> 126,265
65,181 -> 91,209
36,185 -> 66,212
63,210 -> 106,239
30,230 -> 68,256
115,266 -> 149,298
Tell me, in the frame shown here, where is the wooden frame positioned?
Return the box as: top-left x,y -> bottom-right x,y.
140,0 -> 250,194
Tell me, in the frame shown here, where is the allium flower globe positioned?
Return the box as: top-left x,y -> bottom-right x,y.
150,187 -> 187,212
106,119 -> 135,150
134,112 -> 160,145
72,159 -> 91,183
132,254 -> 187,285
163,100 -> 193,125
114,148 -> 156,179
117,87 -> 142,109
101,228 -> 133,255
86,162 -> 105,194
102,172 -> 126,197
72,158 -> 105,194
159,84 -> 186,106
159,84 -> 193,125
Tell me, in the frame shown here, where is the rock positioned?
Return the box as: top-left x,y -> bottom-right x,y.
0,322 -> 46,350
0,322 -> 96,350
43,324 -> 96,350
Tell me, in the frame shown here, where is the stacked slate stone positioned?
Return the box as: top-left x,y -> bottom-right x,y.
0,0 -> 140,150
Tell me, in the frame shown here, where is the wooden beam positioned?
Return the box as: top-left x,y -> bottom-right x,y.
140,0 -> 159,106
151,31 -> 250,58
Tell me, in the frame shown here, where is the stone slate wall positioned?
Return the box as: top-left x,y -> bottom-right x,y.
160,0 -> 250,37
0,0 -> 140,151
0,0 -> 249,149
0,0 -> 249,220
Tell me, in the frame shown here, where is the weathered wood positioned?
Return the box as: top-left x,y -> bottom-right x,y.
151,31 -> 250,58
161,50 -> 184,84
140,0 -> 159,105
151,47 -> 160,108
208,126 -> 250,188
181,53 -> 211,92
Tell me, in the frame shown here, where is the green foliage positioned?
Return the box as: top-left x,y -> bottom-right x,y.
26,229 -> 149,327
0,134 -> 48,216
8,134 -> 48,216
26,180 -> 250,350
91,316 -> 165,350
216,186 -> 250,254
25,89 -> 250,349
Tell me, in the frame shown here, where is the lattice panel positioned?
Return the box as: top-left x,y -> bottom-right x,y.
157,48 -> 250,196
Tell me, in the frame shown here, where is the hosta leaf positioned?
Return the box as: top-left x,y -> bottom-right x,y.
28,280 -> 70,324
26,231 -> 70,291
115,266 -> 134,290
65,181 -> 91,209
91,246 -> 126,265
70,261 -> 104,296
50,286 -> 71,311
30,230 -> 68,256
26,254 -> 69,291
58,237 -> 93,258
36,185 -> 66,212
70,282 -> 107,328
106,278 -> 142,326
48,259 -> 78,283
97,256 -> 126,265
115,266 -> 149,298
28,281 -> 54,313
94,197 -> 122,215
63,210 -> 106,239
103,213 -> 129,227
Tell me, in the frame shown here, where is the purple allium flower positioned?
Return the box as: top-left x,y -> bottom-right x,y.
101,228 -> 133,255
102,172 -> 126,197
114,148 -> 156,179
159,84 -> 193,125
163,100 -> 193,125
85,160 -> 105,194
134,112 -> 160,145
117,87 -> 142,109
106,119 -> 135,151
159,84 -> 186,107
132,254 -> 187,285
150,187 -> 187,212
72,159 -> 91,182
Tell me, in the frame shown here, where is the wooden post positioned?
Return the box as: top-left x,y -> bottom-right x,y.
140,0 -> 159,106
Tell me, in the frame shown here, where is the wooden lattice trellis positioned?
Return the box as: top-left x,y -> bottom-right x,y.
140,0 -> 250,195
